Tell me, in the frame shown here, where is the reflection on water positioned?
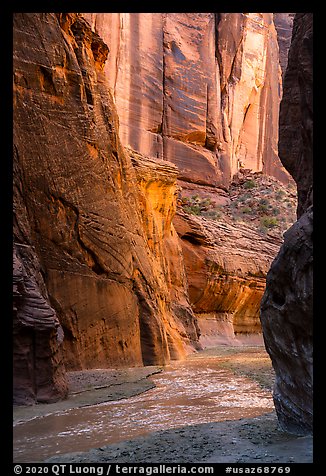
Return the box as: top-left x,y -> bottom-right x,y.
13,357 -> 273,462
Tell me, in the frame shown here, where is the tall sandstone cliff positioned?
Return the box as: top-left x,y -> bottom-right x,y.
260,13 -> 313,435
82,13 -> 291,186
13,13 -> 294,404
13,13 -> 199,404
79,12 -> 294,347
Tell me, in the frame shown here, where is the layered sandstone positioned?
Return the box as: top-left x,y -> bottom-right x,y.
81,13 -> 291,186
260,13 -> 313,434
174,210 -> 282,346
128,148 -> 200,357
13,245 -> 68,404
13,13 -> 199,403
13,12 -> 298,406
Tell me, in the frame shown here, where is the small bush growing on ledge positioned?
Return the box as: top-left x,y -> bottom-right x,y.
202,209 -> 221,220
243,179 -> 256,189
184,204 -> 201,215
260,216 -> 278,228
275,189 -> 286,200
241,207 -> 252,214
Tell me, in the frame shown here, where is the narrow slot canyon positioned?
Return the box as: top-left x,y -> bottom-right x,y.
13,12 -> 313,464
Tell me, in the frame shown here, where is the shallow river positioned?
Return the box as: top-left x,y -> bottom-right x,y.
13,352 -> 273,462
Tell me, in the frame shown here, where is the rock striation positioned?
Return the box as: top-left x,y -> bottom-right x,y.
13,12 -> 297,405
81,13 -> 292,187
260,13 -> 313,434
174,210 -> 282,346
13,13 -> 199,403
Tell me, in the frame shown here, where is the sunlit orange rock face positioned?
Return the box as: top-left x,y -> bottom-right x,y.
13,13 -> 199,403
82,13 -> 291,186
174,211 -> 282,345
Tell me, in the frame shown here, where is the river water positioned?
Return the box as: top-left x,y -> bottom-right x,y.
13,350 -> 274,462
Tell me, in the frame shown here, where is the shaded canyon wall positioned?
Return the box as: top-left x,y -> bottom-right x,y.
260,13 -> 313,435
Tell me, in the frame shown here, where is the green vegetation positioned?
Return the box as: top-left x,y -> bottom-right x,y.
243,179 -> 256,189
258,203 -> 269,212
202,209 -> 221,220
241,207 -> 252,214
179,172 -> 297,237
275,189 -> 286,200
260,216 -> 278,228
181,196 -> 219,219
272,207 -> 280,216
259,198 -> 269,206
183,204 -> 201,215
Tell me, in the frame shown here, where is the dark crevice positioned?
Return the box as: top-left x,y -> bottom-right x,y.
272,289 -> 286,307
39,65 -> 56,95
214,13 -> 222,65
181,233 -> 204,246
243,103 -> 251,123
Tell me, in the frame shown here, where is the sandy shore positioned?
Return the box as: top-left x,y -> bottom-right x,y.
14,343 -> 313,463
13,366 -> 162,424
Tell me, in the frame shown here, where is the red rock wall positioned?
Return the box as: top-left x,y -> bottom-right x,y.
13,12 -> 296,405
174,210 -> 282,345
82,13 -> 292,186
13,13 -> 199,403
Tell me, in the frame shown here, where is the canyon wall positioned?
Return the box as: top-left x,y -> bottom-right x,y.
13,13 -> 199,404
13,12 -> 296,404
82,13 -> 291,186
260,13 -> 313,434
174,210 -> 282,345
273,13 -> 295,81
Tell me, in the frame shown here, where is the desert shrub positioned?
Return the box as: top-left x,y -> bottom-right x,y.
202,197 -> 212,206
203,209 -> 221,220
191,195 -> 200,201
272,207 -> 280,216
243,179 -> 256,189
184,204 -> 201,215
241,207 -> 252,214
259,198 -> 269,206
258,203 -> 269,212
260,216 -> 278,228
275,189 -> 286,199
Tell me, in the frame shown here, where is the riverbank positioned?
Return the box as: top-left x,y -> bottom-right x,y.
14,343 -> 313,463
13,366 -> 162,424
46,411 -> 312,463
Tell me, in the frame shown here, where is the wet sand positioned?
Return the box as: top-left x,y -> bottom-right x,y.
46,412 -> 312,464
13,344 -> 313,463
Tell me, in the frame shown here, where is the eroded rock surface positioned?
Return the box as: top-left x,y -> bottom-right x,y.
277,13 -> 313,218
174,210 -> 282,345
13,13 -> 199,402
260,13 -> 313,434
13,245 -> 67,404
81,13 -> 291,186
273,14 -> 295,81
13,12 -> 298,405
